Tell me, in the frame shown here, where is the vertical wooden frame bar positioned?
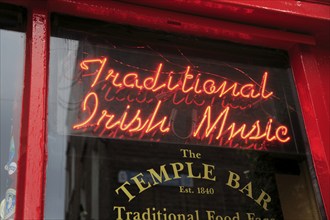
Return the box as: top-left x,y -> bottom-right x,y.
15,7 -> 49,220
290,45 -> 330,218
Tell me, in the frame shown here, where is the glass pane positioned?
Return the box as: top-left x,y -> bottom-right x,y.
46,15 -> 324,220
0,4 -> 26,220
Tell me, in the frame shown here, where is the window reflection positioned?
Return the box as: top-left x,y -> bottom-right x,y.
0,29 -> 25,220
46,15 -> 324,220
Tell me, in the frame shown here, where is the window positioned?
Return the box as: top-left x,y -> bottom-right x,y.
0,4 -> 26,220
46,15 -> 324,220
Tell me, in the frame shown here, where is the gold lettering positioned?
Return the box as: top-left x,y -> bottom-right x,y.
186,162 -> 202,179
113,206 -> 126,220
206,210 -> 216,220
202,163 -> 216,181
255,190 -> 271,211
239,182 -> 254,199
131,173 -> 152,193
246,213 -> 256,220
147,165 -> 171,185
115,182 -> 135,202
170,162 -> 184,179
226,171 -> 240,189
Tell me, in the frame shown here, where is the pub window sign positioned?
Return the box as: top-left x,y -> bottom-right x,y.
65,38 -> 299,153
48,16 -> 323,220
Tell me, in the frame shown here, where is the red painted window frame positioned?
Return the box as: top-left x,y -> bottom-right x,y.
0,0 -> 328,219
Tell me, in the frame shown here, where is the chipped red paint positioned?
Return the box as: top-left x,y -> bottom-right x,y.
0,0 -> 328,219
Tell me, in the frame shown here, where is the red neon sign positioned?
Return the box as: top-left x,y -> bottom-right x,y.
79,58 -> 273,100
72,57 -> 291,146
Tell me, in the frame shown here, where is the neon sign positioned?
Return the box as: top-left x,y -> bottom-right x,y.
79,58 -> 273,100
72,57 -> 291,149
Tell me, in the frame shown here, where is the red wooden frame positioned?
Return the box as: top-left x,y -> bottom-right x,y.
0,0 -> 328,219
14,4 -> 49,220
290,45 -> 330,216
